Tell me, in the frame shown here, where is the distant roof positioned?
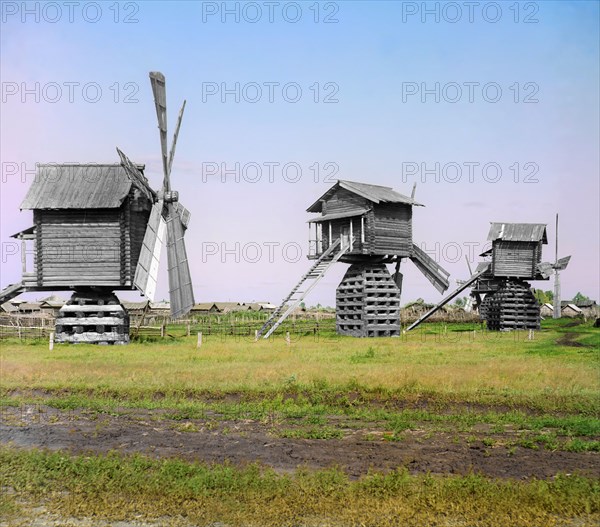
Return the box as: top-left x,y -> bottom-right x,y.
122,301 -> 150,310
1,302 -> 18,312
21,164 -> 150,210
487,223 -> 547,243
214,302 -> 242,309
192,302 -> 218,311
573,300 -> 597,308
39,294 -> 66,307
307,180 -> 423,213
150,301 -> 170,310
562,303 -> 582,313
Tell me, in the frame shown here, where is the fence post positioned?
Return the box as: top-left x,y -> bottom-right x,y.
49,332 -> 54,351
161,324 -> 165,338
197,332 -> 203,348
285,331 -> 290,347
187,323 -> 191,337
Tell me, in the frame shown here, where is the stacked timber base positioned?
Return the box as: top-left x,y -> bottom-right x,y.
336,263 -> 400,337
484,280 -> 540,331
55,289 -> 129,344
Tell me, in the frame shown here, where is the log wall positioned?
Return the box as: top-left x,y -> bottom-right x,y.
492,241 -> 541,278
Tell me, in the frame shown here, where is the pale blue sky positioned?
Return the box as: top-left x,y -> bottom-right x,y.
1,1 -> 598,305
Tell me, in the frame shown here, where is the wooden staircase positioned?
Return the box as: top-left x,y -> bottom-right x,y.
256,239 -> 350,339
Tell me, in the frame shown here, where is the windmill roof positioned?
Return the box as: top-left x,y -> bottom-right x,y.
307,180 -> 423,213
487,223 -> 548,243
21,164 -> 148,210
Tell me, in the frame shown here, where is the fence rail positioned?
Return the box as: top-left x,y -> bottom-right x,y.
1,309 -> 482,341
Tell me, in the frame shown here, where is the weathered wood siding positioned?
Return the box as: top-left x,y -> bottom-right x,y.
35,209 -> 123,287
492,241 -> 540,278
323,188 -> 369,215
126,190 -> 152,283
370,203 -> 412,256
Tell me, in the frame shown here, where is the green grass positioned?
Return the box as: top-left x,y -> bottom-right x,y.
1,319 -> 598,414
0,447 -> 598,527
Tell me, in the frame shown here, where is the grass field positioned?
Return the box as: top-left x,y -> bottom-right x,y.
1,318 -> 598,526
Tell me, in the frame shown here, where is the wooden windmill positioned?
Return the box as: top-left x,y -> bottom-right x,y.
406,221 -> 570,331
0,72 -> 194,344
256,180 -> 450,338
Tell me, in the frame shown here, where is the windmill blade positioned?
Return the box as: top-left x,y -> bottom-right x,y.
116,147 -> 155,200
537,261 -> 554,279
165,202 -> 194,318
172,202 -> 191,229
149,71 -> 170,189
554,255 -> 571,271
133,200 -> 166,301
168,100 -> 186,176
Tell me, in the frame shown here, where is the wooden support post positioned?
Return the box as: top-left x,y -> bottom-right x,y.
187,323 -> 191,337
21,240 -> 26,273
49,332 -> 54,350
328,222 -> 332,249
285,331 -> 290,346
349,219 -> 353,250
197,332 -> 203,348
255,329 -> 258,341
161,324 -> 165,338
361,216 -> 365,244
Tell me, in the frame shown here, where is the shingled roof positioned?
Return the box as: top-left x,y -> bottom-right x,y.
487,223 -> 548,243
307,180 -> 423,213
21,163 -> 149,210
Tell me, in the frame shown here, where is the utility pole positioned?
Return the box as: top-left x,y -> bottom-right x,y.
553,213 -> 561,319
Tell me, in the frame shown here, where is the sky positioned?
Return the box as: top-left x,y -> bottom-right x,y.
1,0 -> 598,307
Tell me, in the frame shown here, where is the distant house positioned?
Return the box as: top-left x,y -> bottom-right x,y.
214,302 -> 245,314
540,303 -> 554,317
18,302 -> 42,314
121,300 -> 150,315
191,302 -> 220,314
38,295 -> 66,316
561,303 -> 583,317
150,301 -> 171,313
243,303 -> 264,312
572,300 -> 599,317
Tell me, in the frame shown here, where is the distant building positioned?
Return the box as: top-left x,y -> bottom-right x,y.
540,303 -> 554,318
38,295 -> 66,316
561,303 -> 583,317
191,302 -> 220,314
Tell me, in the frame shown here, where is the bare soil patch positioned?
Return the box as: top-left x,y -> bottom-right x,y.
1,405 -> 597,481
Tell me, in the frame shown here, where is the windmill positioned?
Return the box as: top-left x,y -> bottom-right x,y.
406,221 -> 571,332
0,72 -> 194,344
256,180 -> 451,339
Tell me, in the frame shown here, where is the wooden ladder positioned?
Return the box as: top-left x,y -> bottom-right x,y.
256,239 -> 349,339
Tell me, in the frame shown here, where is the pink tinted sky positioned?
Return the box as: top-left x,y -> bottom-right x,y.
1,1 -> 598,306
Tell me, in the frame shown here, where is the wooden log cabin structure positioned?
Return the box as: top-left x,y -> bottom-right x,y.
473,222 -> 553,331
0,72 -> 196,344
257,180 -> 450,338
7,163 -> 154,343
